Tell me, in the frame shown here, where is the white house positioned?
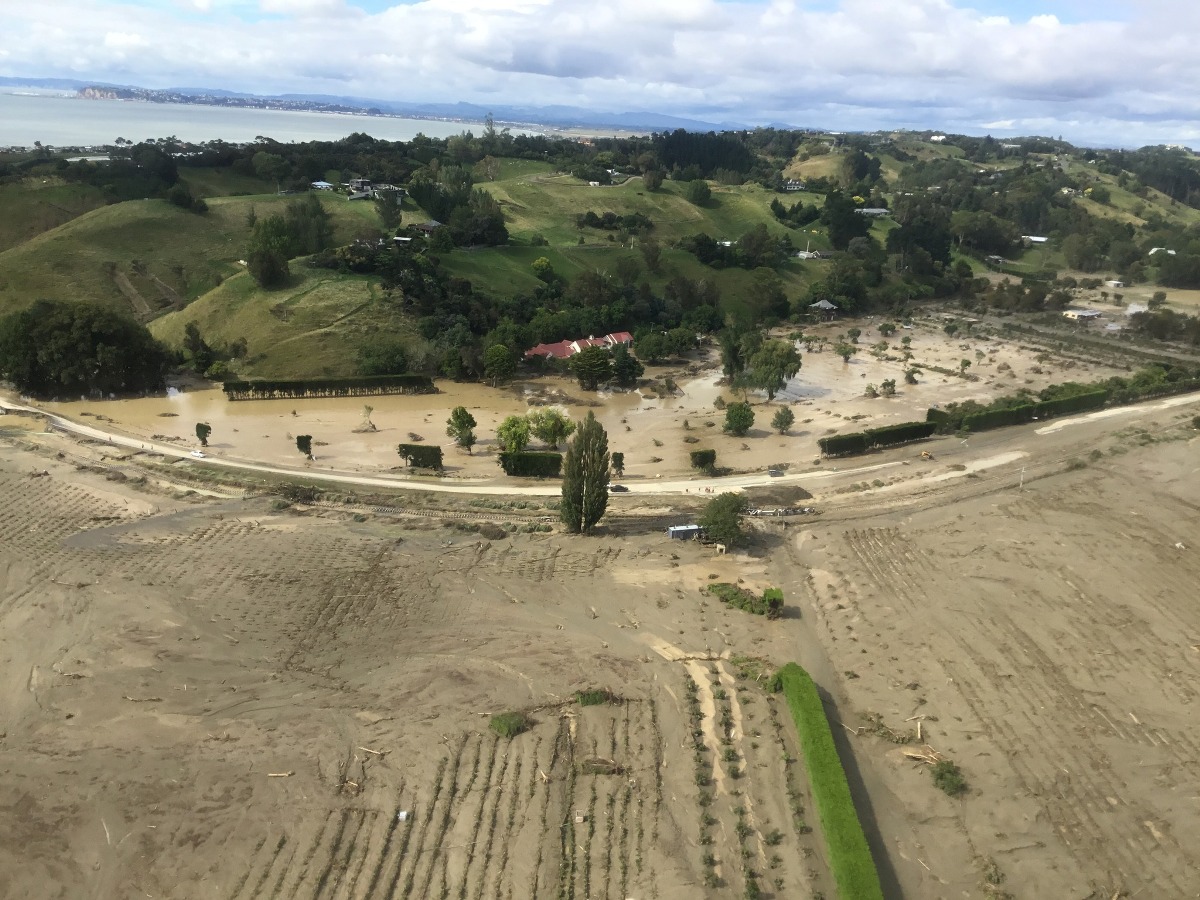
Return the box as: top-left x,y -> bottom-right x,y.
1104,280 -> 1125,289
1062,309 -> 1102,322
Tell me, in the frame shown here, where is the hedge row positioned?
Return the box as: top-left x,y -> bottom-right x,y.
498,451 -> 563,477
223,374 -> 436,400
706,583 -> 784,619
961,390 -> 1108,433
777,663 -> 884,900
818,420 -> 936,456
397,443 -> 444,469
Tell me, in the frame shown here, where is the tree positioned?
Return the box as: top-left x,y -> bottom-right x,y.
531,256 -> 556,283
528,408 -> 576,449
560,412 -> 609,534
375,189 -> 402,231
0,299 -> 169,397
833,342 -> 857,363
246,215 -> 291,288
642,167 -> 664,191
356,339 -> 407,376
640,237 -> 662,273
296,435 -> 313,459
183,321 -> 215,374
611,451 -> 625,477
723,401 -> 755,436
746,340 -> 801,400
699,492 -> 748,547
771,407 -> 795,434
193,423 -> 211,447
846,327 -> 862,344
446,406 -> 478,451
879,322 -> 897,337
880,378 -> 897,397
496,415 -> 531,452
570,346 -> 613,390
686,179 -> 712,205
483,343 -> 517,385
611,343 -> 644,387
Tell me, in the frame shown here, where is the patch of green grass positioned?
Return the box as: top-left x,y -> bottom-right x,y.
490,711 -> 532,739
0,176 -> 108,252
177,166 -> 275,198
777,662 -> 884,900
575,689 -> 619,706
931,759 -> 968,796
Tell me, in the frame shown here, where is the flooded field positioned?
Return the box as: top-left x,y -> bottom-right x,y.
28,316 -> 1137,481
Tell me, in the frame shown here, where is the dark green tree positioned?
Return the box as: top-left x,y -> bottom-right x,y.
686,179 -> 712,205
183,321 -> 215,374
611,343 -> 645,387
699,492 -> 749,546
356,339 -> 408,376
560,412 -> 610,534
820,190 -> 871,250
446,406 -> 478,451
0,299 -> 169,397
570,346 -> 614,390
483,343 -> 516,385
374,189 -> 403,231
723,401 -> 755,436
296,435 -> 313,459
496,414 -> 531,452
195,423 -> 211,447
611,451 -> 625,477
246,215 -> 291,288
771,407 -> 795,434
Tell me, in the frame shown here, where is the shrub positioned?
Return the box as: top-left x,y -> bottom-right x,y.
690,448 -> 717,472
490,711 -> 531,739
576,689 -> 619,706
397,443 -> 444,469
706,583 -> 784,619
777,663 -> 883,900
931,759 -> 968,796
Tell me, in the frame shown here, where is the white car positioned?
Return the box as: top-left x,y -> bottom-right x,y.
190,450 -> 206,459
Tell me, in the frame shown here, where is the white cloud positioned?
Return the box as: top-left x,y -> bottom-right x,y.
1,0 -> 1198,145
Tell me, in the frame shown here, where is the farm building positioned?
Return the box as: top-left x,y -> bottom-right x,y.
1105,280 -> 1125,289
525,332 -> 633,361
1062,309 -> 1102,322
667,525 -> 703,541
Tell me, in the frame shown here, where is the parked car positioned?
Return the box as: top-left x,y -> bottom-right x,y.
190,450 -> 206,458
767,468 -> 783,477
608,484 -> 629,493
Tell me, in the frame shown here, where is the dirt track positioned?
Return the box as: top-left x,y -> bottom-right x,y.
2,394 -> 1199,899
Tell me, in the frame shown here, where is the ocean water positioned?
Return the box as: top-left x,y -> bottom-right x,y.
0,92 -> 491,147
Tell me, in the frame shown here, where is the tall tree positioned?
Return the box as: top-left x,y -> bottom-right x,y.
771,407 -> 795,434
195,423 -> 211,447
723,402 -> 755,436
699,492 -> 748,547
296,435 -> 313,459
375,189 -> 403,231
560,412 -> 610,535
446,406 -> 477,451
246,215 -> 291,288
611,343 -> 644,387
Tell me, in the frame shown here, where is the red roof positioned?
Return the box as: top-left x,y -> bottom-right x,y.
607,331 -> 633,344
525,340 -> 574,360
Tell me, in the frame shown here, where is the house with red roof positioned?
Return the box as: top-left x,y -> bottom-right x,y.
525,332 -> 633,360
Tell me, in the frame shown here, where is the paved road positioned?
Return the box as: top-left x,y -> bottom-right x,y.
5,392 -> 1199,498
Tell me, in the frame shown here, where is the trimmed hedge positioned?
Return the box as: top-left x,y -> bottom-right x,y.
689,448 -> 717,471
777,663 -> 884,900
397,443 -> 444,469
818,421 -> 935,456
962,390 -> 1108,433
818,432 -> 869,456
223,374 -> 435,401
498,451 -> 563,477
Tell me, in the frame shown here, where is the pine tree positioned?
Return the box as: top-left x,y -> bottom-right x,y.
560,412 -> 610,535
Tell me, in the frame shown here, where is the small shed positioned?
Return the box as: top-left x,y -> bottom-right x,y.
667,525 -> 703,541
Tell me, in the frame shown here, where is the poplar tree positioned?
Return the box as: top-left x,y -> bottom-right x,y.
560,412 -> 610,534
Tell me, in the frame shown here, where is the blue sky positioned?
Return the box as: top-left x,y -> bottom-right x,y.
3,0 -> 1198,147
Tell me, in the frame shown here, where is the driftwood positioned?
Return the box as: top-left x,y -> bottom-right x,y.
267,772 -> 294,778
902,745 -> 946,766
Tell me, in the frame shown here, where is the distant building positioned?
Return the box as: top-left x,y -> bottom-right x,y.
1104,279 -> 1125,289
415,219 -> 443,234
349,178 -> 372,191
930,134 -> 947,142
784,179 -> 806,192
1021,235 -> 1049,245
311,180 -> 334,190
1062,309 -> 1102,322
667,525 -> 703,541
1148,247 -> 1177,256
524,332 -> 633,361
854,207 -> 890,217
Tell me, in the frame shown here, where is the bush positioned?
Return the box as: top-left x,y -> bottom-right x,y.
490,711 -> 531,739
707,583 -> 784,619
777,663 -> 883,900
498,451 -> 563,477
576,689 -> 619,706
818,432 -> 869,456
690,448 -> 717,472
931,759 -> 968,796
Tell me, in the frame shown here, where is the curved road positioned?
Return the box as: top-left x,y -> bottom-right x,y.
4,392 -> 1199,498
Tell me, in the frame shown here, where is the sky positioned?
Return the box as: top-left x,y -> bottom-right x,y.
2,0 -> 1198,147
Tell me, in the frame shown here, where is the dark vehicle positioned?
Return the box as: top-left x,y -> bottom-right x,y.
608,484 -> 630,493
767,468 -> 784,477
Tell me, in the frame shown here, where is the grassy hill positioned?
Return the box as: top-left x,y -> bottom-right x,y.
0,177 -> 108,253
0,192 -> 384,320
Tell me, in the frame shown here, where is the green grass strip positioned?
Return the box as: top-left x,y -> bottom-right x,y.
778,663 -> 884,900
